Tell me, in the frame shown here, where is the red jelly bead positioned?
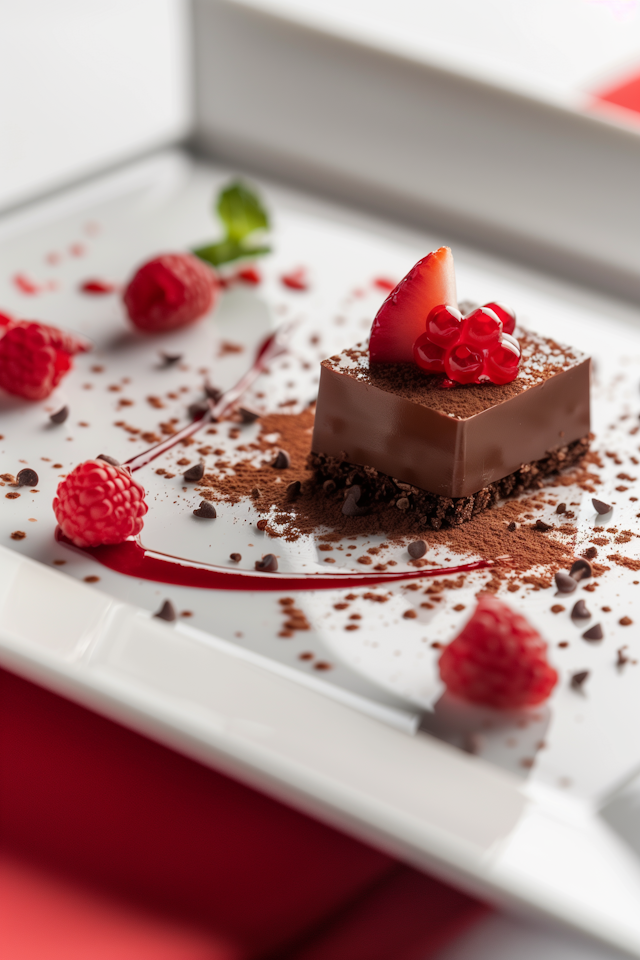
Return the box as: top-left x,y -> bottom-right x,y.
483,301 -> 516,335
414,332 -> 445,373
461,307 -> 502,348
484,337 -> 520,385
426,304 -> 462,348
444,343 -> 483,383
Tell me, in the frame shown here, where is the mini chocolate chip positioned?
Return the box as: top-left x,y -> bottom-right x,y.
322,479 -> 336,494
229,552 -> 242,562
583,546 -> 598,559
204,383 -> 223,401
50,405 -> 69,424
555,571 -> 577,594
285,480 -> 301,501
556,502 -> 567,514
570,558 -> 592,581
408,540 -> 427,559
571,599 -> 591,619
571,670 -> 590,690
97,454 -> 120,467
193,500 -> 216,519
238,407 -> 260,424
271,449 -> 291,469
534,519 -> 552,531
592,498 -> 612,515
255,554 -> 278,572
154,599 -> 177,622
617,647 -> 630,667
251,487 -> 261,498
396,497 -> 410,511
620,616 -> 633,626
160,351 -> 182,365
582,623 -> 604,642
188,400 -> 210,419
507,521 -> 517,531
16,468 -> 38,487
256,519 -> 268,531
342,485 -> 368,517
184,462 -> 205,482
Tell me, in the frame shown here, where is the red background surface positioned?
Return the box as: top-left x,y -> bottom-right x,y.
0,667 -> 487,959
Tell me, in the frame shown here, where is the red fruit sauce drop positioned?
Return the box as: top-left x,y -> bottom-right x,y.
281,268 -> 308,291
79,279 -> 117,295
373,277 -> 397,292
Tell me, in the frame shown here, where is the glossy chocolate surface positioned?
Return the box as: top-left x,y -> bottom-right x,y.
311,330 -> 590,499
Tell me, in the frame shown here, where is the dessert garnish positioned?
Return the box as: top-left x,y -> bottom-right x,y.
255,554 -> 278,572
53,458 -> 148,548
192,181 -> 271,268
16,469 -> 38,487
571,599 -> 591,619
0,320 -> 90,400
50,405 -> 69,425
555,571 -> 577,594
183,462 -> 205,482
408,540 -> 427,559
438,595 -> 558,709
193,500 -> 217,519
413,303 -> 520,385
571,670 -> 589,690
592,498 -> 612,515
154,599 -> 177,622
569,558 -> 592,581
123,253 -> 219,334
582,623 -> 604,642
369,247 -> 456,363
271,449 -> 291,469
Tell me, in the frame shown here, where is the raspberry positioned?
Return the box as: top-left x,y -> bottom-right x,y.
53,459 -> 148,548
123,253 -> 219,333
0,320 -> 90,400
413,304 -> 520,385
438,595 -> 558,709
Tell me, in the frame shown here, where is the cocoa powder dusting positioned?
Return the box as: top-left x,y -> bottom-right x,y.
198,408 -> 579,586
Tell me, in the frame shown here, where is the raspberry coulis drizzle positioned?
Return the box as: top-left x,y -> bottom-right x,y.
64,326 -> 494,590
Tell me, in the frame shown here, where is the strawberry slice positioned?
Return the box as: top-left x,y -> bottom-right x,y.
369,247 -> 457,363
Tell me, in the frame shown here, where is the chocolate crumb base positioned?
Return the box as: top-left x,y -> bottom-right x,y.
308,435 -> 590,530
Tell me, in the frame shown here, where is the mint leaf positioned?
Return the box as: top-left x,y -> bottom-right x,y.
217,181 -> 269,243
193,239 -> 271,268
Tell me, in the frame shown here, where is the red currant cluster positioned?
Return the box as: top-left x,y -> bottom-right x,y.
413,301 -> 520,385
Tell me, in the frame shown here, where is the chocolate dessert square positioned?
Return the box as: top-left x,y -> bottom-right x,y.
310,330 -> 590,528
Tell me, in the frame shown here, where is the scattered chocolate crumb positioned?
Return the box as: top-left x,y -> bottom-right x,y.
52,559 -> 66,565
184,462 -> 205,482
569,558 -> 592,581
313,662 -> 332,671
583,546 -> 598,559
154,600 -> 177,622
16,468 -> 38,487
555,571 -> 577,594
617,646 -> 630,668
453,603 -> 466,611
50,406 -> 69,424
403,609 -> 417,619
558,641 -> 569,648
408,539 -> 427,559
342,485 -> 368,517
551,604 -> 565,614
556,502 -> 567,514
571,599 -> 591,620
255,554 -> 278,572
357,556 -> 373,565
239,407 -> 260,424
10,530 -> 25,540
286,480 -> 301,501
180,611 -> 193,617
84,575 -> 100,583
5,492 -> 20,500
534,519 -> 552,532
582,623 -> 604,642
507,521 -> 517,531
256,519 -> 268,531
97,454 -> 120,467
571,670 -> 589,690
592,498 -> 612,515
229,552 -> 241,562
251,487 -> 261,499
271,449 -> 291,469
160,351 -> 182,366
620,616 -> 633,626
193,500 -> 217,519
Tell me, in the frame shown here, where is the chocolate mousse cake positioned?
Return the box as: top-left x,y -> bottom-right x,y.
309,248 -> 591,529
